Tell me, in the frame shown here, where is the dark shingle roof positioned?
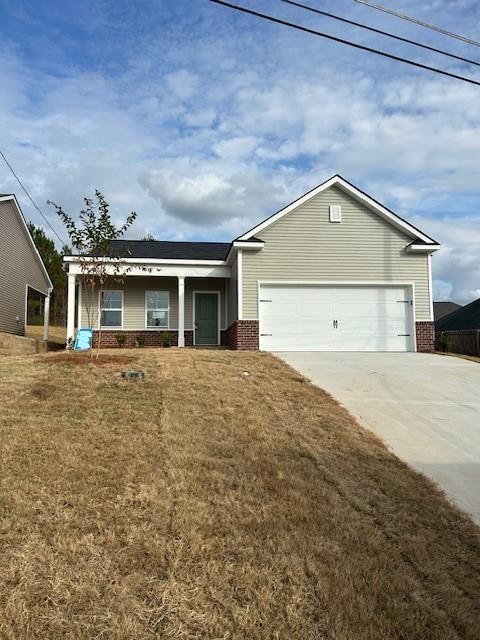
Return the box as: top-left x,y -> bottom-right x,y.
106,239 -> 232,261
436,298 -> 480,331
433,301 -> 462,322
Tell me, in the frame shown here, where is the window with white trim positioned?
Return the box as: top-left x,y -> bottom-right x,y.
100,290 -> 123,328
146,291 -> 169,328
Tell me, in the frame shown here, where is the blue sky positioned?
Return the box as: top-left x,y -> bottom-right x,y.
0,0 -> 479,302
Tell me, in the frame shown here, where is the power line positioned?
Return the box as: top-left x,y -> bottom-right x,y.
208,0 -> 480,86
0,149 -> 67,246
279,0 -> 480,67
351,0 -> 480,48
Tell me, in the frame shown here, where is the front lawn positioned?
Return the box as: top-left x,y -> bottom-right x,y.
0,349 -> 478,639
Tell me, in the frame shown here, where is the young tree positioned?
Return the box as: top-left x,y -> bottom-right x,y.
48,191 -> 137,356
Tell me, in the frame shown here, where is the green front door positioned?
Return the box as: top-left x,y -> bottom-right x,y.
194,293 -> 218,345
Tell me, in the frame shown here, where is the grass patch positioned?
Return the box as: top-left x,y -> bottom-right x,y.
435,351 -> 480,364
39,352 -> 139,366
26,324 -> 66,344
0,349 -> 479,639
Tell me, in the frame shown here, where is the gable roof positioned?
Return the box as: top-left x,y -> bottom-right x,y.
433,301 -> 462,322
435,298 -> 480,331
0,194 -> 53,290
237,174 -> 440,248
104,239 -> 232,261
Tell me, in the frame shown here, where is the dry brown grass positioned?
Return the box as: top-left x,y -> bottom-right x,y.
0,349 -> 479,639
435,351 -> 480,364
26,324 -> 67,344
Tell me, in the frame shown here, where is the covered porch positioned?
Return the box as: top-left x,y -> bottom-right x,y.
67,269 -> 232,348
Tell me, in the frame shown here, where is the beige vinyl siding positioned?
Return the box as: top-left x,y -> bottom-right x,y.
79,276 -> 227,330
242,185 -> 431,321
0,200 -> 51,335
227,254 -> 238,327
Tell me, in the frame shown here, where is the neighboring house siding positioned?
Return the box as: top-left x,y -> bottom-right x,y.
242,185 -> 431,321
227,254 -> 238,327
79,276 -> 227,330
0,200 -> 50,335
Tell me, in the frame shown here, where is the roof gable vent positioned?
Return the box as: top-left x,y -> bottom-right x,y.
329,204 -> 342,223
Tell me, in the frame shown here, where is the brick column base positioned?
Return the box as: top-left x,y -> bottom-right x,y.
415,322 -> 435,352
225,320 -> 259,350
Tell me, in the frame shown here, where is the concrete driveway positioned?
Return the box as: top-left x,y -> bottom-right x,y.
277,352 -> 480,525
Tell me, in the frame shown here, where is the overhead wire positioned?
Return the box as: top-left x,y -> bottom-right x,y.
351,0 -> 480,48
208,0 -> 480,86
0,149 -> 68,246
279,0 -> 480,67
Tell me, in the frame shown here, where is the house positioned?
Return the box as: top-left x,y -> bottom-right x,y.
0,194 -> 53,338
435,298 -> 480,332
64,175 -> 440,352
433,301 -> 462,322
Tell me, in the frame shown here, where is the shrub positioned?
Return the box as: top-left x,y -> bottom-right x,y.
162,331 -> 172,348
437,333 -> 449,352
115,332 -> 127,348
135,335 -> 146,348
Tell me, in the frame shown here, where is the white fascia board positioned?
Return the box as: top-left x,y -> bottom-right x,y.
405,244 -> 441,253
232,241 -> 264,249
238,175 -> 438,246
1,194 -> 54,290
68,261 -> 230,278
63,255 -> 226,266
223,241 -> 264,264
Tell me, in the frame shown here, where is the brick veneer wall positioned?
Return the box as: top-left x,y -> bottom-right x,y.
415,321 -> 435,352
93,330 -> 178,348
93,329 -> 221,348
225,320 -> 259,350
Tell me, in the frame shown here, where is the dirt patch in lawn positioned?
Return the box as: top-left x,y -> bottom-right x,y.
29,382 -> 56,400
39,352 -> 138,366
0,348 -> 479,640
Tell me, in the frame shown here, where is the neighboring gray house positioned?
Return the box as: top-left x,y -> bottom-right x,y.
433,301 -> 462,322
64,175 -> 440,352
0,194 -> 53,337
435,298 -> 480,332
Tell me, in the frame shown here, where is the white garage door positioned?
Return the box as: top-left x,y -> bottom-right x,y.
259,284 -> 414,352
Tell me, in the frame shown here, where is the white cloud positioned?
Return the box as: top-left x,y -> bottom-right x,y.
140,157 -> 289,232
165,69 -> 198,100
414,214 -> 480,304
213,135 -> 258,159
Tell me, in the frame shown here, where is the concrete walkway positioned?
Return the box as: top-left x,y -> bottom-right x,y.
277,352 -> 480,525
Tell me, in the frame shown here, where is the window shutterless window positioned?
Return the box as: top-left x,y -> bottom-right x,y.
146,291 -> 169,328
100,290 -> 123,328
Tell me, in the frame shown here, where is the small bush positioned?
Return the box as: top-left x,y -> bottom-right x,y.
437,333 -> 449,352
115,332 -> 127,348
162,331 -> 172,348
135,335 -> 146,348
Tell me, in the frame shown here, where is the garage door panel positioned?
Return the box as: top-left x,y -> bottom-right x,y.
259,284 -> 413,352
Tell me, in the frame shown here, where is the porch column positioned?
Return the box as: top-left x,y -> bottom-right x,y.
43,289 -> 51,341
67,273 -> 76,342
178,276 -> 185,347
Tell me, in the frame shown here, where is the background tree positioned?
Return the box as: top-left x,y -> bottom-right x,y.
48,190 -> 138,355
141,233 -> 156,241
27,223 -> 70,326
